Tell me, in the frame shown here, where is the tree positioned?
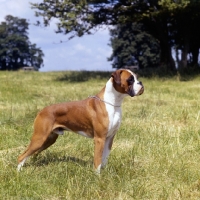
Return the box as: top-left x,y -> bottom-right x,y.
171,1 -> 200,69
141,0 -> 200,70
108,23 -> 160,68
0,15 -> 44,70
31,0 -> 200,70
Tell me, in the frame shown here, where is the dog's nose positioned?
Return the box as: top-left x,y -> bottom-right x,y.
137,81 -> 142,85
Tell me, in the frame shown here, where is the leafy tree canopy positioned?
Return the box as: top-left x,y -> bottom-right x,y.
31,0 -> 193,36
31,0 -> 200,70
108,23 -> 160,68
0,15 -> 44,70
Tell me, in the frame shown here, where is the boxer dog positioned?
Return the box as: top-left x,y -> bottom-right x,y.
17,69 -> 144,173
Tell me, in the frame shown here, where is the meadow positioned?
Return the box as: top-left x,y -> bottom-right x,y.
0,70 -> 200,199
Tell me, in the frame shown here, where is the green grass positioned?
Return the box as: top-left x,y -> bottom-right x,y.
1,70 -> 200,199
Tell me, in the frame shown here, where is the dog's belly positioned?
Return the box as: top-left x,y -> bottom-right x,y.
53,127 -> 93,138
77,131 -> 93,138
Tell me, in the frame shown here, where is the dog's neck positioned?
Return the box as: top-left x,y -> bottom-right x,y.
97,78 -> 127,107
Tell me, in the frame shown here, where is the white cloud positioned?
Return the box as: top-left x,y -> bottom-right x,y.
0,0 -> 113,72
0,0 -> 36,20
73,44 -> 92,55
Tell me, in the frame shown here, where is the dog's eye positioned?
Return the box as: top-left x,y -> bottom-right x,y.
127,76 -> 134,84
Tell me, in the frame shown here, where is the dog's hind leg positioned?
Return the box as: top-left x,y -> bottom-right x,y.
17,140 -> 44,171
17,113 -> 57,171
17,134 -> 58,171
17,132 -> 59,171
35,133 -> 58,154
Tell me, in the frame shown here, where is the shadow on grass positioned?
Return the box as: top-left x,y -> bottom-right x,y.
29,153 -> 92,167
56,71 -> 111,82
138,66 -> 200,81
56,67 -> 200,83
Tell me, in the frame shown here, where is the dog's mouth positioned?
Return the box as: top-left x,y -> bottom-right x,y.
133,84 -> 144,96
137,86 -> 144,96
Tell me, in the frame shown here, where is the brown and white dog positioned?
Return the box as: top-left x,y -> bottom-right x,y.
17,69 -> 144,173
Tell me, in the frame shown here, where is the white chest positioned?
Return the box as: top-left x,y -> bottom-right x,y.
103,78 -> 127,137
106,105 -> 122,137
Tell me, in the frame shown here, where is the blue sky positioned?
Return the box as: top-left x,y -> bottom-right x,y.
0,0 -> 113,72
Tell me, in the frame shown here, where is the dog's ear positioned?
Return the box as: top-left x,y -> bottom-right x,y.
111,70 -> 123,85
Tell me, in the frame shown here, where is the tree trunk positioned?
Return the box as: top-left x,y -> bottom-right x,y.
179,38 -> 189,70
0,60 -> 7,70
160,40 -> 175,70
190,46 -> 199,66
147,19 -> 176,71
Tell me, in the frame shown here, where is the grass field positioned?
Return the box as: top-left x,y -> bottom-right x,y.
0,70 -> 200,199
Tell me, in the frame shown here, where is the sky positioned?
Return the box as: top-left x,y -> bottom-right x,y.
0,0 -> 113,72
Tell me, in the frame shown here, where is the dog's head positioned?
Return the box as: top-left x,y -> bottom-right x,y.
111,69 -> 144,97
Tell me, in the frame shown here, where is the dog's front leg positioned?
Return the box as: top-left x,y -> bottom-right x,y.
102,134 -> 115,168
93,137 -> 105,174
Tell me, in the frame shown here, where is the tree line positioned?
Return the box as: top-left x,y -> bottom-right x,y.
1,1 -> 200,71
0,15 -> 44,70
31,0 -> 200,71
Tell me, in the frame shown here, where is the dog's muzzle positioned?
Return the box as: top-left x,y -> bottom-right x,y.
135,82 -> 144,96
